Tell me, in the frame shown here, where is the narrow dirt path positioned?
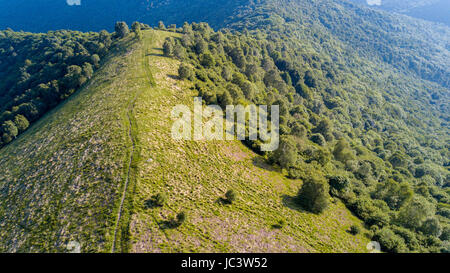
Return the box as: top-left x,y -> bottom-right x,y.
111,32 -> 156,253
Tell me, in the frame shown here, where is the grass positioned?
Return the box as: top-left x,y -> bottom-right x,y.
0,30 -> 371,253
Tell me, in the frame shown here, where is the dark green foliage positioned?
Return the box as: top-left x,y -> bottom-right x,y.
372,180 -> 413,210
310,133 -> 326,146
225,190 -> 237,204
349,225 -> 361,235
178,64 -> 194,80
154,193 -> 167,207
328,176 -> 350,192
200,53 -> 215,68
296,175 -> 330,214
333,139 -> 354,163
13,115 -> 29,133
176,211 -> 186,225
115,21 -> 129,38
420,218 -> 442,237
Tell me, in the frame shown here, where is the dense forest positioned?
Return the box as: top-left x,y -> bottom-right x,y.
162,20 -> 449,252
0,29 -> 111,147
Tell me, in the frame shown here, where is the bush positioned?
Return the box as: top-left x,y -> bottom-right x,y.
178,64 -> 194,80
225,190 -> 237,204
349,225 -> 361,235
328,175 -> 350,192
296,175 -> 330,214
114,21 -> 129,38
176,211 -> 187,225
154,193 -> 167,207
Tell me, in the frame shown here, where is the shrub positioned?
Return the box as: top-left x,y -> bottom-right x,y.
296,175 -> 330,214
225,190 -> 237,204
114,21 -> 129,39
154,193 -> 167,207
178,64 -> 194,80
349,225 -> 361,235
176,211 -> 187,225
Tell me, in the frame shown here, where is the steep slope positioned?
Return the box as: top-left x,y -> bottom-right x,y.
129,31 -> 370,253
0,34 -> 140,252
0,30 -> 371,252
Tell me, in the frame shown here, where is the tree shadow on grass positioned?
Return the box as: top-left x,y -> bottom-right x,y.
167,74 -> 179,80
281,194 -> 309,214
144,195 -> 163,209
215,197 -> 232,205
158,218 -> 181,230
252,157 -> 279,172
147,48 -> 164,57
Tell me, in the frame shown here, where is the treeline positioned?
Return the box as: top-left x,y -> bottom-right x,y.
0,22 -> 147,148
163,22 -> 450,253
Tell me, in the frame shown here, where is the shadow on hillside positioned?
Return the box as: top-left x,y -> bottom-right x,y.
144,199 -> 158,209
252,157 -> 278,172
282,194 -> 308,213
215,197 -> 232,205
147,47 -> 164,57
158,219 -> 181,230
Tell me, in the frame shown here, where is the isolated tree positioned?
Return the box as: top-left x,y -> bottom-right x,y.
115,21 -> 129,39
173,44 -> 186,59
225,190 -> 237,204
154,193 -> 167,207
297,175 -> 330,214
99,30 -> 112,47
176,211 -> 186,225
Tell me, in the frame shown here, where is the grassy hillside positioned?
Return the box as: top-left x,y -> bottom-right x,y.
0,30 -> 371,253
128,30 -> 370,253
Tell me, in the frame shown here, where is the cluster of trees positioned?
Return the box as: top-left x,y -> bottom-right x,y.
168,22 -> 449,253
0,22 -> 149,148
